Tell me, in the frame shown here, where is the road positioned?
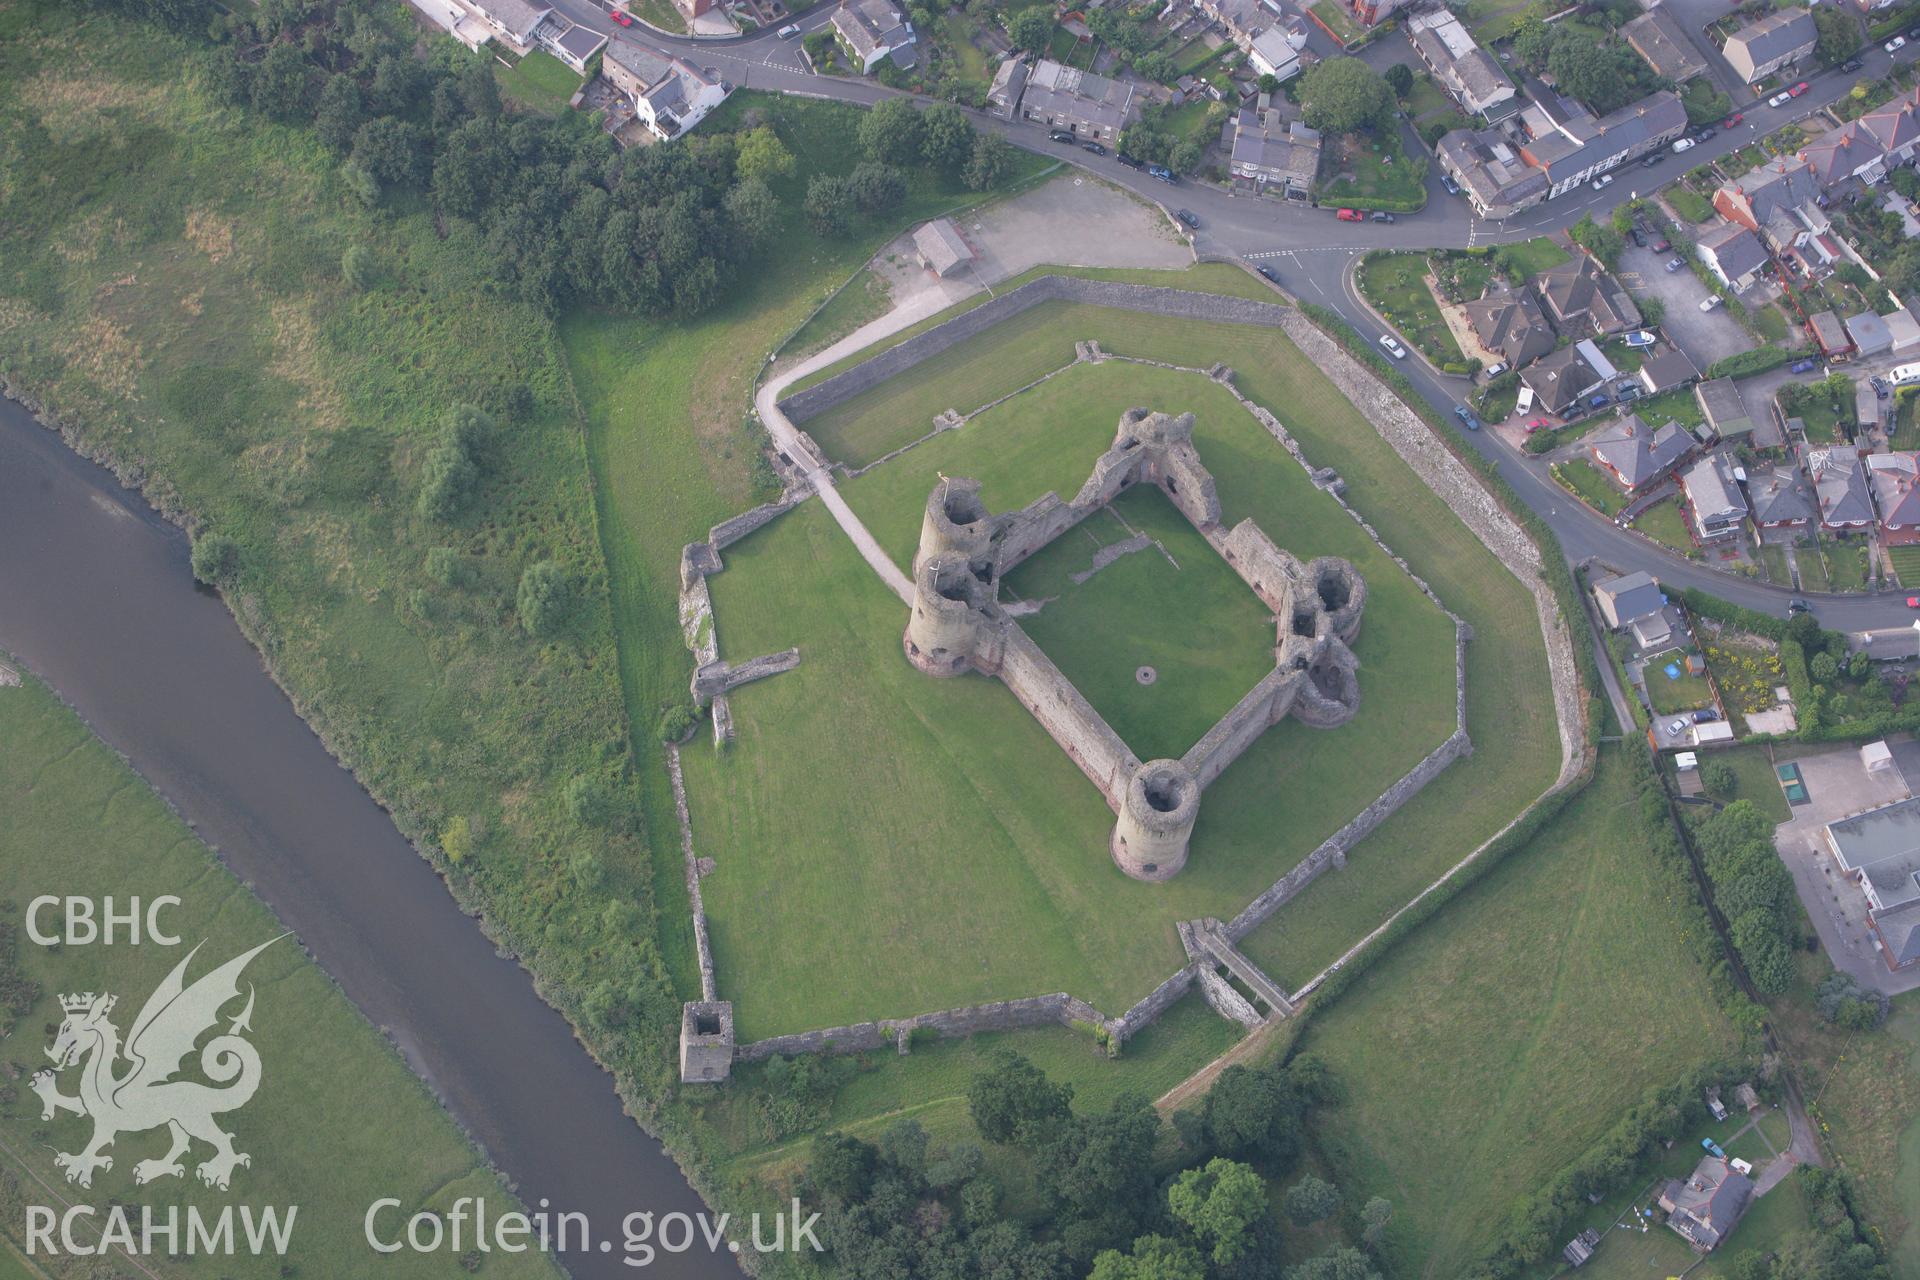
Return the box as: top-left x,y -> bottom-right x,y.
547,0 -> 1920,630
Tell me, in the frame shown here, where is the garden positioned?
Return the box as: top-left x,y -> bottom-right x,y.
1316,130 -> 1430,213
1702,638 -> 1787,721
1553,458 -> 1630,515
1630,497 -> 1699,558
1642,647 -> 1714,715
1355,251 -> 1468,369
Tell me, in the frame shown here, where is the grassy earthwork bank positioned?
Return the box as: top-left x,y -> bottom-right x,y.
0,668 -> 561,1279
1296,750 -> 1741,1279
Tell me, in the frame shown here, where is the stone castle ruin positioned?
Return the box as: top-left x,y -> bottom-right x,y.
902,407 -> 1366,880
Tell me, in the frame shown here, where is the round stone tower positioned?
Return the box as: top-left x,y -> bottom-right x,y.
904,553 -> 987,676
1111,759 -> 1200,881
916,477 -> 995,576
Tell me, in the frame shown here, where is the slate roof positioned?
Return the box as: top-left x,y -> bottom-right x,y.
1622,8 -> 1706,82
1521,91 -> 1687,187
1870,453 -> 1920,528
1438,127 -> 1549,213
1749,465 -> 1814,525
1520,344 -> 1601,414
913,219 -> 971,275
475,0 -> 550,39
1682,452 -> 1747,525
1593,570 -> 1666,625
1022,59 -> 1137,133
1660,1157 -> 1753,1251
987,57 -> 1028,117
1699,221 -> 1769,285
1464,290 -> 1555,366
1721,158 -> 1825,246
1811,310 -> 1852,355
1807,444 -> 1875,524
1880,902 -> 1920,968
832,0 -> 914,64
1722,8 -> 1816,81
1590,413 -> 1693,489
1641,347 -> 1702,393
1804,126 -> 1888,186
1536,255 -> 1640,334
1230,110 -> 1320,187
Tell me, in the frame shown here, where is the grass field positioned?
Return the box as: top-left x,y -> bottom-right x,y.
689,354 -> 1461,1036
1005,485 -> 1279,761
0,670 -> 559,1279
1355,252 -> 1465,367
1557,458 -> 1631,515
1693,745 -> 1792,822
1668,185 -> 1716,223
781,266 -> 894,363
1302,751 -> 1741,1279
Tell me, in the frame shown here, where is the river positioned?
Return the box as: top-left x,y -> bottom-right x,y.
0,399 -> 734,1279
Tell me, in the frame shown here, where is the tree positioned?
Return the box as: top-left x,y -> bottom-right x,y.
1815,971 -> 1890,1029
1006,5 -> 1054,53
352,116 -> 426,189
919,101 -> 975,170
809,1131 -> 877,1203
967,1050 -> 1072,1144
250,43 -> 312,122
1548,35 -> 1654,115
1703,761 -> 1738,796
736,124 -> 796,184
1814,6 -> 1863,66
804,173 -> 853,236
1812,650 -> 1841,683
1511,15 -> 1556,69
516,560 -> 569,636
1384,62 -> 1414,99
190,532 -> 239,586
1135,50 -> 1178,83
1284,1247 -> 1381,1280
724,178 -> 781,247
1360,1197 -> 1393,1248
1202,1063 -> 1302,1161
1168,1159 -> 1267,1266
417,440 -> 479,520
1570,212 -> 1624,268
847,161 -> 907,213
1848,650 -> 1871,681
1088,1236 -> 1207,1280
1283,1175 -> 1341,1226
1298,58 -> 1395,137
964,130 -> 1014,191
858,96 -> 925,166
1257,72 -> 1281,95
314,74 -> 364,153
1168,139 -> 1203,174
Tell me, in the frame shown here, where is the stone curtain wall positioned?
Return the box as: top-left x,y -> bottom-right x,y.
775,279 -> 1294,426
736,992 -> 1110,1063
997,628 -> 1139,811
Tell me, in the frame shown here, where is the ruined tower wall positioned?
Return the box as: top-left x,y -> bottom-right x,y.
997,628 -> 1138,808
1210,520 -> 1304,615
1182,667 -> 1304,790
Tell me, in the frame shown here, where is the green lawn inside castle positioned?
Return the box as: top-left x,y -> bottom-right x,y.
674,298 -> 1527,1043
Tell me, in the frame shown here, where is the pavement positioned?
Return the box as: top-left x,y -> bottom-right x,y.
1616,241 -> 1751,372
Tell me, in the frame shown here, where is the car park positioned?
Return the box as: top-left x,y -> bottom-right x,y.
776,21 -> 799,35
1175,208 -> 1199,229
1666,257 -> 1685,272
1081,141 -> 1107,156
1768,90 -> 1792,107
1336,207 -> 1365,221
1049,130 -> 1075,143
1592,173 -> 1615,190
1378,334 -> 1407,359
1454,405 -> 1480,430
1371,211 -> 1395,223
1672,137 -> 1696,153
1116,152 -> 1145,170
1700,295 -> 1723,311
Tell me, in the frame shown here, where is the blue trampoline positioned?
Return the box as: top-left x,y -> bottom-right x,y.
1664,662 -> 1682,680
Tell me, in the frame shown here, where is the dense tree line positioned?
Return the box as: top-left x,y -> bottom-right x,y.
795,1049 -> 1378,1280
1692,800 -> 1802,995
1720,1168 -> 1890,1280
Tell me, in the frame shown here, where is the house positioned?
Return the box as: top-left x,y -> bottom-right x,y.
1623,8 -> 1707,84
1640,347 -> 1702,396
1682,453 -> 1748,542
1436,128 -> 1551,220
1659,1157 -> 1754,1251
1194,0 -> 1300,79
1589,413 -> 1695,491
1697,222 -> 1769,293
1869,453 -> 1920,542
1749,464 -> 1815,530
1715,158 -> 1830,252
1720,8 -> 1817,84
1696,379 -> 1756,442
1806,444 -> 1875,530
1464,290 -> 1555,367
1522,344 -> 1604,415
1230,104 -> 1320,198
1823,795 -> 1920,967
1592,570 -> 1666,629
1801,88 -> 1920,188
451,0 -> 552,52
1847,311 -> 1894,359
543,19 -> 607,72
1347,0 -> 1414,27
1020,59 -> 1138,143
605,42 -> 729,141
1437,88 -> 1685,218
1810,310 -> 1854,361
1536,255 -> 1641,338
986,57 -> 1029,119
913,219 -> 973,278
1246,27 -> 1301,81
1408,10 -> 1515,119
830,0 -> 917,73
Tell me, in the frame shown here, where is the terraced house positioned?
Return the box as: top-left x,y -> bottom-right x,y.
1408,10 -> 1515,120
829,0 -> 917,73
1801,88 -> 1920,189
1713,156 -> 1830,253
1438,87 -> 1686,216
1720,7 -> 1816,85
1019,60 -> 1139,142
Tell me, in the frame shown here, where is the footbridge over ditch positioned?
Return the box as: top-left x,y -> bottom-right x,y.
1180,917 -> 1295,1021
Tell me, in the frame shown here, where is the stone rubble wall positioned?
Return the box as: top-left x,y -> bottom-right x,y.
775,278 -> 1293,426
1196,966 -> 1264,1031
665,745 -> 719,1004
691,647 -> 802,705
1106,965 -> 1199,1045
735,992 -> 1112,1063
997,627 -> 1138,810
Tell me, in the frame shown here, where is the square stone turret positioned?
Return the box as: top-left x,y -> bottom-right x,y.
679,1001 -> 734,1083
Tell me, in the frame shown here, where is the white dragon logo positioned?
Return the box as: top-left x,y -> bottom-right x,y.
30,937 -> 282,1191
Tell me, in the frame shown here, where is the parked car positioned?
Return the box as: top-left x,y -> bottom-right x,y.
776,21 -> 800,35
1589,392 -> 1611,409
1641,152 -> 1666,168
1873,374 -> 1891,398
1665,257 -> 1685,272
1694,127 -> 1716,143
1175,208 -> 1199,229
1700,295 -> 1724,311
1378,334 -> 1407,359
1454,405 -> 1480,430
1592,173 -> 1615,190
1768,90 -> 1793,107
1256,265 -> 1281,284
1371,210 -> 1395,223
611,9 -> 633,22
1116,152 -> 1145,170
1148,165 -> 1177,184
1440,172 -> 1461,195
1789,358 -> 1816,374
1081,141 -> 1107,156
1483,361 -> 1508,379
1694,708 -> 1720,724
1790,81 -> 1810,97
1630,227 -> 1646,246
1336,207 -> 1365,221
1892,36 -> 1909,52
1841,58 -> 1863,73
1525,417 -> 1551,433
1652,236 -> 1671,252
1672,137 -> 1696,153
1908,595 -> 1920,609
1048,129 -> 1075,143
1788,598 -> 1812,614
1668,719 -> 1689,736
1908,25 -> 1920,39
1624,330 -> 1656,348
1723,112 -> 1744,128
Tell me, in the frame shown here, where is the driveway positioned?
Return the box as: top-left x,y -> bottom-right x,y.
1617,241 -> 1751,373
1770,742 -> 1920,996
